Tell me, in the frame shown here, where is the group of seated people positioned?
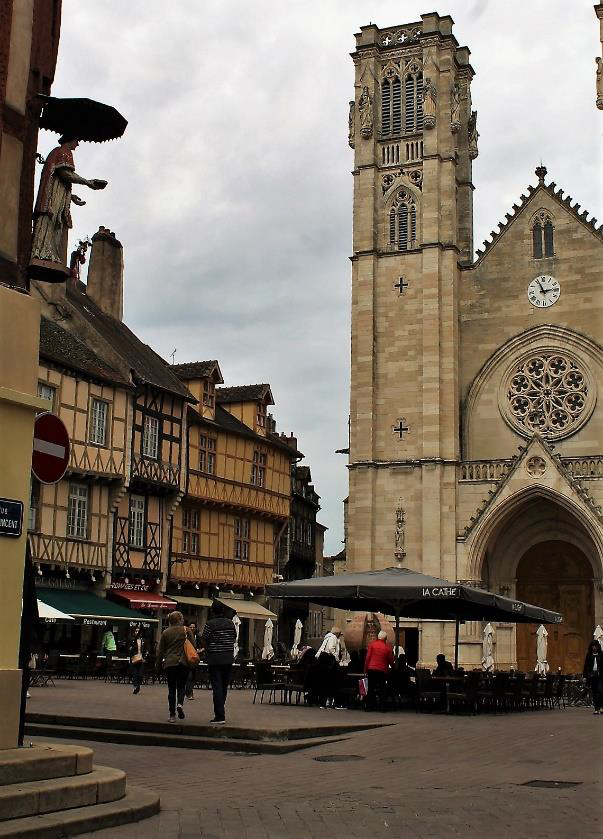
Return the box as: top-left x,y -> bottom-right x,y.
289,626 -> 456,711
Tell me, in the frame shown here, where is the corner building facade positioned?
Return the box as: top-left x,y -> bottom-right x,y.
347,13 -> 603,672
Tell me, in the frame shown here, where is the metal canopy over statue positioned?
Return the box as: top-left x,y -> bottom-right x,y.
29,95 -> 127,284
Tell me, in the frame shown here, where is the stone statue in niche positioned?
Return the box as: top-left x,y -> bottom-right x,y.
358,86 -> 373,138
450,83 -> 461,133
596,56 -> 603,110
348,100 -> 355,148
468,110 -> 479,159
30,136 -> 107,282
422,78 -> 437,129
395,505 -> 406,559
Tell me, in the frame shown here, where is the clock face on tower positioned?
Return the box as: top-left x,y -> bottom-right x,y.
527,275 -> 560,308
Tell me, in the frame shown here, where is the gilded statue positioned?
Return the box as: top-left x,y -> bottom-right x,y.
30,136 -> 107,282
358,86 -> 373,139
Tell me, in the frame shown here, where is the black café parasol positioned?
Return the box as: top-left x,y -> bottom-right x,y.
267,566 -> 563,667
37,95 -> 127,142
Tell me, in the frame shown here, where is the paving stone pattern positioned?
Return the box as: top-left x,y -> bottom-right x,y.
28,681 -> 602,839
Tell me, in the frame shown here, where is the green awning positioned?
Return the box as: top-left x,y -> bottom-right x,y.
37,588 -> 157,627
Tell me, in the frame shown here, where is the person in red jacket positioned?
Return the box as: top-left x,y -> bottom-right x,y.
364,631 -> 394,711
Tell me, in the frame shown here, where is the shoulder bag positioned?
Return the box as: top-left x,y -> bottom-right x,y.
182,628 -> 200,668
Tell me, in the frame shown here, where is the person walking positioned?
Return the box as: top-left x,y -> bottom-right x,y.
316,626 -> 343,708
199,601 -> 236,724
100,628 -> 116,675
364,630 -> 395,711
583,639 -> 603,714
129,627 -> 146,695
156,611 -> 195,722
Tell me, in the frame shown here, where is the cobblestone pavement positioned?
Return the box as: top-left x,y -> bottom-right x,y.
29,681 -> 602,839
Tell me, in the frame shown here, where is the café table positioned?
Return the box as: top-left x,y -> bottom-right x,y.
431,674 -> 466,713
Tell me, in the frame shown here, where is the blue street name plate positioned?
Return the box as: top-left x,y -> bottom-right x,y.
0,498 -> 23,538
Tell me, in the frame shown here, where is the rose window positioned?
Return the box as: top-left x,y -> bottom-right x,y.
505,352 -> 591,439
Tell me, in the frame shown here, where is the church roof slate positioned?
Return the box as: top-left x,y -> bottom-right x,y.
470,166 -> 603,266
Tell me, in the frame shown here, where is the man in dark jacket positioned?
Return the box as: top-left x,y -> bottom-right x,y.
200,601 -> 236,724
583,640 -> 603,714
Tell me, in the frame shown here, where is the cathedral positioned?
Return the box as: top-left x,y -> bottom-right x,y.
346,12 -> 603,673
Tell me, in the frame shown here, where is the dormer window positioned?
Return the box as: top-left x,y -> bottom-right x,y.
203,379 -> 215,408
256,401 -> 267,429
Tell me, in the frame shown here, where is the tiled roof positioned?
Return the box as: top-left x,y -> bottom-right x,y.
473,166 -> 603,265
216,384 -> 274,405
39,317 -> 130,386
65,282 -> 194,401
171,360 -> 223,383
188,404 -> 302,458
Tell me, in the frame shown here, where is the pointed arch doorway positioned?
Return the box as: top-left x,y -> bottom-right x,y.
477,492 -> 601,674
516,541 -> 593,674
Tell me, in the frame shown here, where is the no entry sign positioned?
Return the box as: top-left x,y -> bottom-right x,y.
32,412 -> 70,484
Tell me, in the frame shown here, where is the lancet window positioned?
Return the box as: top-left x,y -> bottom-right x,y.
532,211 -> 555,258
381,62 -> 423,137
389,190 -> 418,251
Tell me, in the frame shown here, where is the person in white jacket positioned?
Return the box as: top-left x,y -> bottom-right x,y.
316,627 -> 343,708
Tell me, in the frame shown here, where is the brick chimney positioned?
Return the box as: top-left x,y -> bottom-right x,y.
86,226 -> 123,321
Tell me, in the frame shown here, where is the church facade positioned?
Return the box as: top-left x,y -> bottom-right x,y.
346,12 -> 603,672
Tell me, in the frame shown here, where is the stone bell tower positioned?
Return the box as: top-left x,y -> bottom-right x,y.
347,13 -> 476,578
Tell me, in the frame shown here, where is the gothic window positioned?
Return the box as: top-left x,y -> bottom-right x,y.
381,63 -> 422,137
389,190 -> 418,251
532,210 -> 554,258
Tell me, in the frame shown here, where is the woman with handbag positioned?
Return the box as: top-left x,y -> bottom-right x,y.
156,611 -> 197,722
129,627 -> 146,696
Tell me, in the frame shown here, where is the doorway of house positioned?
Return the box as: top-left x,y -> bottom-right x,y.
516,540 -> 593,674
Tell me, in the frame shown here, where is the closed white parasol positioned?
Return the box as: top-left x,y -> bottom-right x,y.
290,618 -> 303,658
233,614 -> 241,659
481,622 -> 494,671
535,624 -> 549,674
262,618 -> 274,660
594,625 -> 603,643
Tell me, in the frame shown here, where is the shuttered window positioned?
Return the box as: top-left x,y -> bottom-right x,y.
532,224 -> 543,258
381,80 -> 391,135
404,73 -> 423,133
532,217 -> 554,259
389,200 -> 417,251
544,222 -> 554,257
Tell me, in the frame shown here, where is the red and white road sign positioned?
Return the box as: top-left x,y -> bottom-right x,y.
31,412 -> 70,484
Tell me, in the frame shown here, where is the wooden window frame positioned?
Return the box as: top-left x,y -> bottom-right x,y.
202,379 -> 215,409
199,433 -> 217,475
251,450 -> 267,487
129,495 -> 146,548
234,516 -> 250,561
182,506 -> 200,555
89,397 -> 109,447
37,382 -> 56,412
256,401 -> 267,429
142,415 -> 159,459
67,482 -> 89,540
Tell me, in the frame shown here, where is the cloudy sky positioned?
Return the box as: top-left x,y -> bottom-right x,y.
43,1 -> 601,554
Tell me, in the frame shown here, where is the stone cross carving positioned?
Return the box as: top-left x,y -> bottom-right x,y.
358,86 -> 373,139
395,505 -> 406,559
422,79 -> 437,129
596,56 -> 603,110
468,111 -> 479,160
348,100 -> 355,148
394,277 -> 409,294
450,83 -> 461,133
393,418 -> 409,439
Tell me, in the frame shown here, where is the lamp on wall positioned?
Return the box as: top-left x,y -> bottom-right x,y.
194,583 -> 199,590
124,577 -> 129,585
89,570 -> 95,582
65,566 -> 70,579
35,563 -> 42,576
177,582 -> 181,590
